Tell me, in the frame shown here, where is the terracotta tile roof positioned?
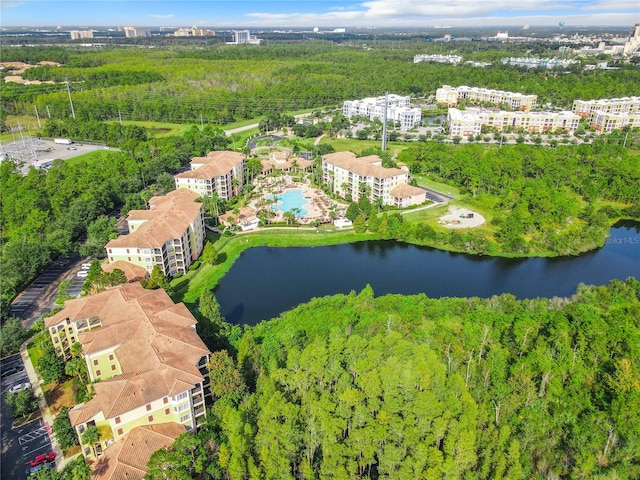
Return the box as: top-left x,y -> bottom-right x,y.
323,152 -> 405,179
47,283 -> 209,425
219,207 -> 257,225
106,189 -> 202,250
390,184 -> 426,198
175,150 -> 244,180
260,157 -> 312,172
102,261 -> 148,282
92,423 -> 186,480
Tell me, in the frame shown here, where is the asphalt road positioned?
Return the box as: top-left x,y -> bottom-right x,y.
1,354 -> 54,480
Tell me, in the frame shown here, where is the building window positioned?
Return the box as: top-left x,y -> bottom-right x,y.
146,404 -> 152,411
165,408 -> 170,415
108,354 -> 114,361
163,397 -> 168,404
93,359 -> 99,366
115,417 -> 121,424
148,415 -> 154,422
117,428 -> 123,436
111,364 -> 116,371
96,370 -> 101,376
180,414 -> 191,423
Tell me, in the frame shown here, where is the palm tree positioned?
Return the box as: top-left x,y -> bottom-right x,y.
374,197 -> 384,214
82,425 -> 101,457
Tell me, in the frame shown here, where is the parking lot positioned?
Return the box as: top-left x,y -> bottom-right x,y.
1,354 -> 54,480
0,137 -> 110,175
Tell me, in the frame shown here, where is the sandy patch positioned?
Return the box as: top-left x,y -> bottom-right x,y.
439,206 -> 485,229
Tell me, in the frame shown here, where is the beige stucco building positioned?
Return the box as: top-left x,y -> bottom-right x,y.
174,150 -> 245,200
436,85 -> 537,111
105,189 -> 205,276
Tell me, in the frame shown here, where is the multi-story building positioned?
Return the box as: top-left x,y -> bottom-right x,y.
572,97 -> 640,117
322,152 -> 425,207
174,150 -> 245,201
124,26 -> 150,38
69,30 -> 94,40
230,30 -> 261,44
343,94 -> 422,131
45,283 -> 211,459
105,188 -> 205,276
413,54 -> 463,64
436,85 -> 537,110
447,108 -> 580,138
590,111 -> 640,133
500,57 -> 579,69
173,26 -> 215,37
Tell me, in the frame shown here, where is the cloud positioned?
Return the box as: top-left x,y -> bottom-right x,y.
0,1 -> 24,10
149,14 -> 175,19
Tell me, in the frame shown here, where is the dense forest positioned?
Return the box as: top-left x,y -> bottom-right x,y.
2,42 -> 640,125
147,279 -> 640,479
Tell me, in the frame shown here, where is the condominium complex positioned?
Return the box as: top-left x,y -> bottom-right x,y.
230,30 -> 261,44
105,188 -> 205,276
447,108 -> 581,138
572,97 -> 640,117
124,26 -> 150,38
45,283 -> 211,460
343,94 -> 422,131
500,57 -> 579,69
172,26 -> 216,37
174,150 -> 245,200
322,152 -> 425,207
69,30 -> 94,40
436,85 -> 537,111
413,54 -> 463,64
590,111 -> 640,133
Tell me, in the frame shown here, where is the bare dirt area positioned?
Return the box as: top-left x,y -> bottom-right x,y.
439,206 -> 485,229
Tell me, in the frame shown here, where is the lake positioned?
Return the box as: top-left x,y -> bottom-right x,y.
214,222 -> 640,325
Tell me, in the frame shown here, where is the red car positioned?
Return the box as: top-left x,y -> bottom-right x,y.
29,452 -> 55,468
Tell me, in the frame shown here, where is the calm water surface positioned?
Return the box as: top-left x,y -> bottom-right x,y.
214,222 -> 640,325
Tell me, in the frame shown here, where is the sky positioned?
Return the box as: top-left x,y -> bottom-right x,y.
1,0 -> 639,29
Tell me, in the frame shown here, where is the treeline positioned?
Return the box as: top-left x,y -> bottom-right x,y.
3,44 -> 640,124
398,141 -> 640,254
148,278 -> 640,479
0,123 -> 230,316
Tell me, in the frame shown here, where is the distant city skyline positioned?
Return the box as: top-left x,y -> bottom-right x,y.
1,1 -> 639,29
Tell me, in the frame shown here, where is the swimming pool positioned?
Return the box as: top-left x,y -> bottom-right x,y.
270,189 -> 309,217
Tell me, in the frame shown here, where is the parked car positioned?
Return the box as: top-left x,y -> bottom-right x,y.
81,263 -> 92,270
77,270 -> 89,278
28,461 -> 54,476
29,451 -> 55,468
8,382 -> 31,393
1,365 -> 23,378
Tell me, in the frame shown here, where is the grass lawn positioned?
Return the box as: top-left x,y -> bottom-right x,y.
27,337 -> 45,370
64,150 -> 121,166
320,138 -> 409,157
172,227 -> 375,306
43,379 -> 78,415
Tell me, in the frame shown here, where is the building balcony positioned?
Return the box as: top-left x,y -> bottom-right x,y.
194,405 -> 205,417
192,394 -> 204,406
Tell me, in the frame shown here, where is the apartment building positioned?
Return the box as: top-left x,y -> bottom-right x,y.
447,108 -> 580,138
590,111 -> 640,133
174,150 -> 245,201
124,26 -> 150,38
413,54 -> 463,64
322,152 -> 425,207
572,96 -> 640,117
343,94 -> 422,131
69,30 -> 94,40
45,283 -> 211,459
436,85 -> 537,110
105,188 -> 205,276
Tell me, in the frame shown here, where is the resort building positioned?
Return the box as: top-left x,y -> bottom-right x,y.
124,26 -> 150,38
174,150 -> 245,201
436,85 -> 537,111
447,108 -> 581,138
229,30 -> 261,44
92,424 -> 186,480
69,30 -> 94,40
105,188 -> 205,276
572,97 -> 640,117
590,111 -> 640,133
342,94 -> 422,131
45,283 -> 211,460
413,54 -> 463,64
260,151 -> 312,175
172,26 -> 215,37
500,57 -> 579,69
322,151 -> 425,207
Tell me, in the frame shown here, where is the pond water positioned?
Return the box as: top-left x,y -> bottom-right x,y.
214,222 -> 640,325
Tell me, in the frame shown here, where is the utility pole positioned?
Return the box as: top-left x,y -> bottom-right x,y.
200,114 -> 204,130
623,129 -> 629,148
118,109 -> 123,126
34,105 -> 42,128
46,106 -> 51,118
65,79 -> 76,120
381,91 -> 388,151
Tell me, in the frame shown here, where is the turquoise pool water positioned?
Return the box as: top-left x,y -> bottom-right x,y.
270,189 -> 308,216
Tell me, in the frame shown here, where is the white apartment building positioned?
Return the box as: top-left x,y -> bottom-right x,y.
174,150 -> 245,200
70,30 -> 94,40
572,97 -> 640,117
590,111 -> 640,133
230,30 -> 261,44
124,26 -> 150,38
448,108 -> 581,138
343,94 -> 422,131
105,189 -> 205,276
436,85 -> 537,110
322,152 -> 425,207
413,54 -> 463,64
500,57 -> 579,69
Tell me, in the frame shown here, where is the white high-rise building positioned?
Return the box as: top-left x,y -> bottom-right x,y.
343,94 -> 421,131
